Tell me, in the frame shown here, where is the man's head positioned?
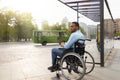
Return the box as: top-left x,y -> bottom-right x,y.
70,22 -> 79,33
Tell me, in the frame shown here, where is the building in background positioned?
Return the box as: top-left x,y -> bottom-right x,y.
104,19 -> 120,38
115,19 -> 120,33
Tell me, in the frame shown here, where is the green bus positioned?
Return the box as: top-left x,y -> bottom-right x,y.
33,30 -> 69,45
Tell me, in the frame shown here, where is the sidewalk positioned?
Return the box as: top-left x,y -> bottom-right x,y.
83,48 -> 120,80
83,40 -> 120,80
0,40 -> 119,80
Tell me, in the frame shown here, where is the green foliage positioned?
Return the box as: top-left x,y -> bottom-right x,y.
61,36 -> 69,42
0,8 -> 38,42
65,22 -> 72,36
115,32 -> 120,36
79,27 -> 86,35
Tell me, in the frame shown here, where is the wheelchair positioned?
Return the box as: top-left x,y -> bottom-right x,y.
53,39 -> 95,80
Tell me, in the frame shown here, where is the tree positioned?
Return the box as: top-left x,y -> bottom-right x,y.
14,12 -> 38,41
41,20 -> 49,30
61,17 -> 68,29
51,23 -> 60,30
0,8 -> 15,41
0,7 -> 38,42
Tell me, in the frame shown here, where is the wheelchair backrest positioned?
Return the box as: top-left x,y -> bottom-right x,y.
74,41 -> 85,55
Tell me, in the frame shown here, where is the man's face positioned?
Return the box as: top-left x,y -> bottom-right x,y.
70,23 -> 78,33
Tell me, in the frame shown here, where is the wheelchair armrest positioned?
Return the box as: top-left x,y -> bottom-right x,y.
63,48 -> 73,53
77,39 -> 91,42
85,39 -> 91,41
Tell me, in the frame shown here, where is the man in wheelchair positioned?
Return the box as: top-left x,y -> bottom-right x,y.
48,22 -> 85,72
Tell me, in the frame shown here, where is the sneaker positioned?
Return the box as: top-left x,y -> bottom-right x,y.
48,66 -> 56,72
73,69 -> 80,74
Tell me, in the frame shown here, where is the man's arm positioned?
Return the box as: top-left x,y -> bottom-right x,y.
63,34 -> 77,49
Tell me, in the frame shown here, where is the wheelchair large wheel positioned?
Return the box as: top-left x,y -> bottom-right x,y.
83,51 -> 95,74
60,52 -> 86,80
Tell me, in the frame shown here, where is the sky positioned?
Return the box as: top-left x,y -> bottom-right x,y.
105,0 -> 120,19
0,0 -> 119,29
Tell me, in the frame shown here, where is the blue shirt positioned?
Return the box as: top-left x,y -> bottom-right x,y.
63,30 -> 85,49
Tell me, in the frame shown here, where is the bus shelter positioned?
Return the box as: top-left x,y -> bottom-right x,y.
58,0 -> 115,67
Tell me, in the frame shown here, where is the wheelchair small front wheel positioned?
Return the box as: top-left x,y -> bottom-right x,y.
60,52 -> 86,80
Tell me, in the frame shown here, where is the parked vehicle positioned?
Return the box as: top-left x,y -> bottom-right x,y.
33,30 -> 69,45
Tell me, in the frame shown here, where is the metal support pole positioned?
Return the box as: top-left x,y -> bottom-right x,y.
105,0 -> 115,23
100,0 -> 104,67
77,3 -> 79,22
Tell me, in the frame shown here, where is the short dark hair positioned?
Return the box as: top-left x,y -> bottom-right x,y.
72,22 -> 79,27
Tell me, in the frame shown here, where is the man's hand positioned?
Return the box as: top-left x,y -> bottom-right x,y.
59,41 -> 65,47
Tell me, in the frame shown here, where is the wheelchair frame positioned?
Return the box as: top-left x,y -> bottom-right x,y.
53,39 -> 95,80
